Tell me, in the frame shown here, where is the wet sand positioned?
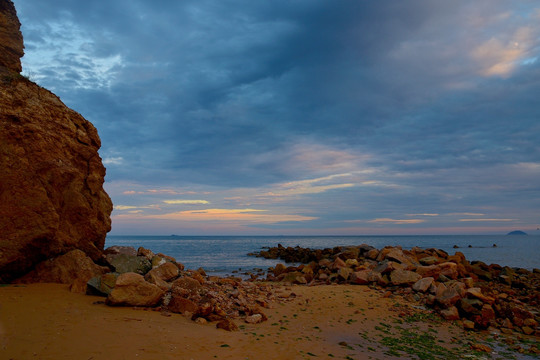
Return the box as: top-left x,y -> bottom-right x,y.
0,283 -> 500,359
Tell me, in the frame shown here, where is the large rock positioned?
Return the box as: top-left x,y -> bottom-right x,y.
107,272 -> 164,307
0,0 -> 23,74
105,254 -> 152,275
390,269 -> 421,286
14,249 -> 108,284
0,0 -> 112,283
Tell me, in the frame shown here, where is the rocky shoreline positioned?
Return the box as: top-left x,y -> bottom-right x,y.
250,244 -> 540,338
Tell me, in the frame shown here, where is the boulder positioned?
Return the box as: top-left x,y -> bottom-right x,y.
390,269 -> 421,286
416,262 -> 458,280
272,263 -> 287,277
465,288 -> 495,304
171,276 -> 202,294
457,298 -> 483,315
14,249 -> 107,284
412,277 -> 434,292
350,270 -> 370,285
87,272 -> 119,296
436,286 -> 462,308
338,267 -> 353,281
145,261 -> 179,282
168,296 -> 199,315
0,1 -> 112,283
106,272 -> 164,307
106,254 -> 151,275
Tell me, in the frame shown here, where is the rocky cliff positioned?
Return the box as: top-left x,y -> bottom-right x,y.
0,0 -> 113,283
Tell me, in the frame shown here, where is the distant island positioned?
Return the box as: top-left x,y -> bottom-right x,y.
506,230 -> 527,235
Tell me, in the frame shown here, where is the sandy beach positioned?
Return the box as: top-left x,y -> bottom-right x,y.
0,282 -> 518,360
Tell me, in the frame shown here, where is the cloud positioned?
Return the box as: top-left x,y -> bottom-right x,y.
103,156 -> 124,165
366,218 -> 426,225
13,1 -> 540,234
115,208 -> 317,224
472,26 -> 537,77
458,218 -> 515,222
163,200 -> 210,205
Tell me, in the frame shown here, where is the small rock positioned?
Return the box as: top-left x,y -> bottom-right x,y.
440,306 -> 460,320
217,318 -> 238,331
194,317 -> 207,325
470,343 -> 492,353
137,247 -> 155,260
463,319 -> 475,330
245,314 -> 263,324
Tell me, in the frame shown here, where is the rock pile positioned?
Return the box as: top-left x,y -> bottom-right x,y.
87,246 -> 286,330
252,244 -> 540,336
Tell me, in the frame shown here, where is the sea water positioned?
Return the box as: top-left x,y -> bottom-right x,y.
105,235 -> 540,276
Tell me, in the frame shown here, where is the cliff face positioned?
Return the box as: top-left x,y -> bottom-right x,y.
0,0 -> 113,283
0,0 -> 23,74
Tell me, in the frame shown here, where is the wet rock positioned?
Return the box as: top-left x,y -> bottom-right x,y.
107,272 -> 164,307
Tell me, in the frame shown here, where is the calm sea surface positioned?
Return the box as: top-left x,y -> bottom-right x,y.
105,235 -> 540,276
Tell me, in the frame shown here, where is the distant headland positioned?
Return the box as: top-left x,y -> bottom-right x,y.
507,230 -> 527,235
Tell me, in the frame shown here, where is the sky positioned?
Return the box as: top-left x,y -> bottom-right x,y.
13,0 -> 540,235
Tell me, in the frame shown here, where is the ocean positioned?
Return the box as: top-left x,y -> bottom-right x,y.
105,234 -> 540,276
